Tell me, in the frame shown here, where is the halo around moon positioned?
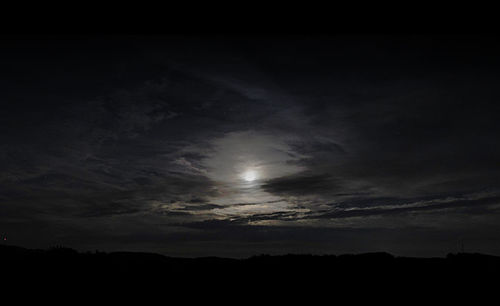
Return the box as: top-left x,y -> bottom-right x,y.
242,169 -> 258,182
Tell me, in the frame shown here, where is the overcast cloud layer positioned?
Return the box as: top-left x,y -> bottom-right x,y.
1,36 -> 499,257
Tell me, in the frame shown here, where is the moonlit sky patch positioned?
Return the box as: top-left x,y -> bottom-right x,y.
1,36 -> 500,257
242,169 -> 258,182
203,131 -> 305,183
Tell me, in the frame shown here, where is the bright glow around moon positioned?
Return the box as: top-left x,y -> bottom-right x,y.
242,169 -> 258,182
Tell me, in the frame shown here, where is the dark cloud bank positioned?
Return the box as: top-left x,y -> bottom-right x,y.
1,36 -> 499,257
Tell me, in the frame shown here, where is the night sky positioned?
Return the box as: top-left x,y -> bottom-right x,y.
1,36 -> 500,257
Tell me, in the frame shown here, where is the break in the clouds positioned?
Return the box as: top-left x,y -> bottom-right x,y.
1,36 -> 500,257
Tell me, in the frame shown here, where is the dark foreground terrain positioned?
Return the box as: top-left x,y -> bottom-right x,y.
1,244 -> 498,301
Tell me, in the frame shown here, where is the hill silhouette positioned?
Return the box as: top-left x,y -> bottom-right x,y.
1,244 -> 498,300
2,244 -> 499,277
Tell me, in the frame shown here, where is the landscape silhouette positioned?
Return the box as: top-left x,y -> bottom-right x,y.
1,243 -> 498,299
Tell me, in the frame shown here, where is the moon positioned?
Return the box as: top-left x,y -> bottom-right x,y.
242,169 -> 258,182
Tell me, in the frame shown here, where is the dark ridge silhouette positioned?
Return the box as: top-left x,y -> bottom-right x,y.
1,244 -> 498,299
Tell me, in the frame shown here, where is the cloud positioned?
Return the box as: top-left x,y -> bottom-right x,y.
309,193 -> 500,220
262,173 -> 341,196
2,37 -> 500,256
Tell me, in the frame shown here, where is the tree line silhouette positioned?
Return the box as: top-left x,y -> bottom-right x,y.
1,243 -> 498,296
